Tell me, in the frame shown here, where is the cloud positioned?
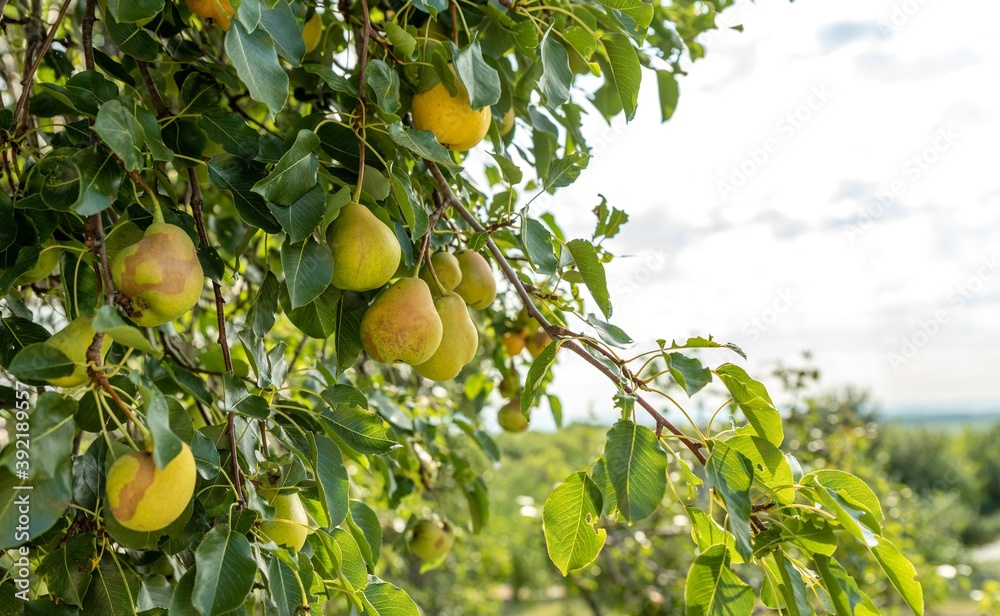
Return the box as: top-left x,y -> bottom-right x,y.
817,20 -> 885,51
855,49 -> 982,81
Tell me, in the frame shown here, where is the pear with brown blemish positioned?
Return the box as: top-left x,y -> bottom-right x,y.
105,443 -> 197,532
111,223 -> 204,327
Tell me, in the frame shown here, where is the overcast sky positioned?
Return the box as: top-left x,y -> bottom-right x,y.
531,0 -> 1000,426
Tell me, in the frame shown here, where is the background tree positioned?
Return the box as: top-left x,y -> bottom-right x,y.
0,0 -> 927,614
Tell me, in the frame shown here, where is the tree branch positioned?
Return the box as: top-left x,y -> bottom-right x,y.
12,0 -> 72,135
425,160 -> 707,465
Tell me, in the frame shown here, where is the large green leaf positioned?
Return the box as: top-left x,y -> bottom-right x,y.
520,339 -> 559,416
268,184 -> 326,244
539,29 -> 572,109
687,506 -> 743,565
280,235 -> 333,309
192,524 -> 256,615
602,33 -> 641,121
207,154 -> 280,233
8,343 -> 75,383
258,0 -> 305,66
253,129 -> 319,206
93,99 -> 144,171
309,434 -> 350,528
715,363 -> 783,447
320,385 -> 399,455
725,435 -> 795,505
108,0 -> 163,23
199,110 -> 260,159
603,420 -> 667,522
81,557 -> 140,616
387,122 -> 457,167
36,534 -> 95,606
871,538 -> 924,615
684,545 -> 754,616
225,20 -> 289,115
566,238 -> 612,319
705,440 -> 754,562
361,578 -> 420,616
662,352 -> 711,396
453,41 -> 501,110
542,471 -> 606,575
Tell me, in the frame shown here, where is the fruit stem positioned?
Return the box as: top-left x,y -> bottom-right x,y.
425,257 -> 449,296
151,194 -> 165,224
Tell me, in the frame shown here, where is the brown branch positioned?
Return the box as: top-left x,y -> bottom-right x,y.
137,61 -> 168,116
82,0 -> 96,71
187,167 -> 246,508
12,0 -> 72,135
425,160 -> 707,465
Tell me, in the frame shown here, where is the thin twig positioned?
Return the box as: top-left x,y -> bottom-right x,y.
137,61 -> 169,116
12,0 -> 72,134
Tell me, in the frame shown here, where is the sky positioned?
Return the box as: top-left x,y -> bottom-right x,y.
530,0 -> 1000,425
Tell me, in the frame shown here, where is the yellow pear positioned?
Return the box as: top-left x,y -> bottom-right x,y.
526,331 -> 553,359
111,223 -> 204,327
418,252 -> 462,296
45,316 -> 112,388
453,250 -> 497,309
501,331 -> 526,357
259,490 -> 311,552
327,202 -> 401,292
360,278 -> 443,365
302,13 -> 322,53
411,80 -> 491,151
106,443 -> 196,532
498,107 -> 515,136
497,400 -> 529,433
186,0 -> 234,30
413,292 -> 478,381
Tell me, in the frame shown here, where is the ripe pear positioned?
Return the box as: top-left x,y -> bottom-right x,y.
106,443 -> 196,532
501,331 -> 526,357
411,80 -> 491,151
259,490 -> 311,552
186,0 -> 234,30
111,223 -> 204,327
360,278 -> 443,365
413,293 -> 478,381
498,400 -> 529,433
45,316 -> 112,388
327,202 -> 401,292
408,519 -> 454,562
418,252 -> 462,296
498,107 -> 515,137
302,13 -> 322,53
526,331 -> 553,359
453,250 -> 497,310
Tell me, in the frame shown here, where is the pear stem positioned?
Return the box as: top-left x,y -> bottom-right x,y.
424,160 -> 708,465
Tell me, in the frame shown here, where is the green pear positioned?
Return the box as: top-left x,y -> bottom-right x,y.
111,223 -> 204,327
327,201 -> 401,292
419,252 -> 463,296
497,400 -> 529,433
45,316 -> 112,388
408,519 -> 454,562
413,292 -> 478,381
453,250 -> 497,310
360,278 -> 443,365
15,240 -> 60,286
259,490 -> 311,552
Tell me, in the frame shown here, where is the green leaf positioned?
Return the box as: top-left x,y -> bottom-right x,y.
335,291 -> 367,372
8,343 -> 74,383
604,420 -> 667,522
542,471 -> 606,576
592,195 -> 629,240
108,0 -> 163,23
93,100 -> 144,171
387,122 -> 457,167
0,317 -> 50,369
662,335 -> 746,359
208,154 -> 281,233
282,283 -> 339,339
586,314 -> 633,348
521,217 -> 557,275
804,469 -> 884,523
539,28 -> 572,109
488,152 -> 523,185
253,129 -> 319,206
0,465 -> 72,549
131,104 -> 172,162
1,392 -> 74,481
545,151 -> 589,191
705,440 -> 754,562
566,238 -> 612,319
316,528 -> 368,592
320,386 -> 400,455
365,59 -> 401,115
770,550 -> 811,616
602,33 -> 641,121
362,578 -> 420,616
192,524 -> 256,615
783,515 -> 837,557
259,0 -> 305,66
385,22 -> 416,58
453,40 -> 501,109
309,434 -> 350,528
656,70 -> 679,122
267,557 -> 300,616
520,339 -> 558,416
871,538 -> 924,615
248,271 -> 279,337
684,545 -> 754,616
268,184 -> 326,244
390,165 -> 427,237
726,435 -> 795,505
662,352 -> 711,396
281,235 -> 333,308
92,305 -> 160,355
103,13 -> 161,61
72,148 -> 124,216
226,20 -> 290,115
597,0 -> 653,33
304,64 -> 359,96
687,506 -> 743,564
139,382 -> 183,470
223,373 -> 270,419
348,500 -> 383,569
199,110 -> 260,159
81,557 -> 140,616
715,363 -> 783,447
36,534 -> 95,606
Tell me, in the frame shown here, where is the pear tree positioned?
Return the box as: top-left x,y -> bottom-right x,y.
0,0 -> 926,614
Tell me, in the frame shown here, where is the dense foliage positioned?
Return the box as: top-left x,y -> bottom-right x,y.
0,0 -> 928,614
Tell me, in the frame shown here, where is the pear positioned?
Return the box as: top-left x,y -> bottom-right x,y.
185,0 -> 234,30
497,400 -> 529,433
408,519 -> 454,562
413,293 -> 478,381
501,331 -> 526,356
45,316 -> 112,388
327,202 -> 401,292
453,250 -> 497,310
418,252 -> 463,296
526,331 -> 553,359
111,223 -> 204,327
360,278 -> 443,365
259,490 -> 311,552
